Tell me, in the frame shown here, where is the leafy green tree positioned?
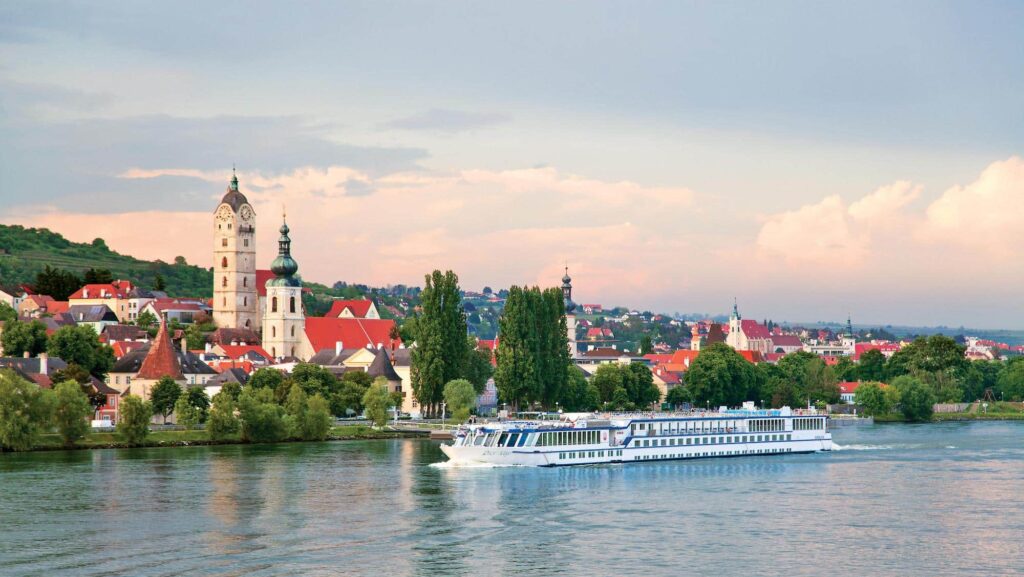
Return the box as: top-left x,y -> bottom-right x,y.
1,319 -> 48,357
284,383 -> 309,438
248,368 -> 286,391
135,310 -> 157,330
52,379 -> 92,446
238,386 -> 287,443
494,286 -> 537,409
832,356 -> 857,382
362,380 -> 391,427
623,363 -> 661,407
174,395 -> 201,429
219,381 -> 242,401
639,335 -> 654,356
33,265 -> 82,301
332,374 -> 370,416
964,360 -> 1001,401
854,382 -> 891,416
0,369 -> 55,451
443,378 -> 477,422
83,268 -> 114,284
186,386 -> 211,421
463,339 -> 494,394
207,392 -> 240,440
610,387 -> 631,410
858,349 -> 886,381
591,363 -> 624,403
665,385 -> 691,408
411,270 -> 468,417
304,394 -> 333,441
893,375 -> 935,422
886,335 -> 966,379
184,324 -> 206,351
561,365 -> 600,411
686,343 -> 763,407
804,359 -> 841,405
290,363 -> 338,399
117,395 -> 153,445
996,358 -> 1024,401
150,377 -> 182,424
47,325 -> 115,377
153,273 -> 166,292
0,302 -> 18,323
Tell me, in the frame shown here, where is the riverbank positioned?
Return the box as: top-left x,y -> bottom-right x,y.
873,412 -> 1024,423
14,425 -> 424,453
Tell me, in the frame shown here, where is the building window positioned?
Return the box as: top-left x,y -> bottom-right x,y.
222,297 -> 226,306
221,257 -> 228,268
244,239 -> 249,247
222,276 -> 227,287
243,297 -> 247,306
272,326 -> 276,337
222,238 -> 227,247
243,277 -> 247,287
271,297 -> 278,313
289,296 -> 296,313
290,326 -> 295,337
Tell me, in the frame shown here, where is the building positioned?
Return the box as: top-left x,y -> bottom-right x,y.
770,334 -> 804,355
213,170 -> 259,331
262,215 -> 307,360
563,268 -> 578,359
108,322 -> 217,400
66,304 -> 120,334
325,298 -> 381,319
68,281 -> 134,322
141,298 -> 210,324
725,301 -> 773,355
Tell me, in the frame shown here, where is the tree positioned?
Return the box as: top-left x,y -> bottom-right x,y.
47,325 -> 115,377
52,379 -> 92,446
858,349 -> 886,381
623,363 -> 661,407
304,394 -> 333,441
854,382 -> 891,416
219,381 -> 242,401
463,339 -> 494,394
0,369 -> 55,451
804,359 -> 840,405
83,268 -> 114,284
284,383 -> 309,439
443,378 -> 477,422
832,356 -> 857,382
238,386 -> 287,443
135,310 -> 157,330
591,364 -> 624,403
0,302 -> 17,323
153,274 -> 166,292
248,368 -> 286,391
1,319 -> 48,357
686,343 -> 764,407
665,385 -> 691,408
186,386 -> 211,421
362,380 -> 391,427
996,358 -> 1024,401
174,395 -> 200,429
494,285 -> 568,410
611,387 -> 631,410
33,265 -> 82,301
184,324 -> 206,351
117,395 -> 153,445
893,375 -> 935,422
639,335 -> 654,356
561,365 -> 600,411
150,377 -> 182,424
207,392 -> 240,440
411,270 -> 468,417
290,363 -> 338,399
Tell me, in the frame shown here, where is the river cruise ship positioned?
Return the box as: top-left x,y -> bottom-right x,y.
440,402 -> 831,467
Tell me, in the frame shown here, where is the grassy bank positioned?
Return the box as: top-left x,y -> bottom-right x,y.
873,412 -> 1024,423
24,425 -> 422,452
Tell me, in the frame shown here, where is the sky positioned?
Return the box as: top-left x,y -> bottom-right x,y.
1,1 -> 1023,328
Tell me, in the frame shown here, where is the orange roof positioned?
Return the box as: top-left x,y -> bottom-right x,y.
136,322 -> 183,380
643,353 -> 673,364
255,269 -> 275,297
305,317 -> 401,353
69,282 -> 132,300
111,341 -> 147,358
669,350 -> 700,366
326,299 -> 375,318
47,301 -> 70,314
219,344 -> 272,361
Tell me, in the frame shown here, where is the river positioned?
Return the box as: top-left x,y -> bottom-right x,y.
1,421 -> 1022,577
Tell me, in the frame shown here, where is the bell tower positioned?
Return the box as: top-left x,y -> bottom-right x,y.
213,169 -> 259,331
262,212 -> 306,360
562,267 -> 578,359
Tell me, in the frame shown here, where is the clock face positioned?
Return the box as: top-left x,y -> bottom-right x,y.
240,205 -> 253,221
216,206 -> 233,222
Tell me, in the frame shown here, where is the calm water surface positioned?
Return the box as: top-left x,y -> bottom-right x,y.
1,421 -> 1022,577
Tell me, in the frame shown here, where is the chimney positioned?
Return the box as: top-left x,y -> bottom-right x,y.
335,341 -> 343,355
205,342 -> 213,353
180,337 -> 188,353
39,352 -> 48,376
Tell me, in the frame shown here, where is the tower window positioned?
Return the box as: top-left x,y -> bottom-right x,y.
221,257 -> 228,268
228,223 -> 232,230
290,296 -> 296,313
222,276 -> 227,287
222,238 -> 227,247
243,297 -> 247,306
245,319 -> 251,328
290,326 -> 295,337
272,297 -> 278,313
243,277 -> 247,287
272,326 -> 276,337
222,297 -> 226,306
244,239 -> 249,247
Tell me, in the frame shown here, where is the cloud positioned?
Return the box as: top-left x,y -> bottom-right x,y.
383,109 -> 511,134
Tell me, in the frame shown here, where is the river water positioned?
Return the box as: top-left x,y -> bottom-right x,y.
1,421 -> 1022,577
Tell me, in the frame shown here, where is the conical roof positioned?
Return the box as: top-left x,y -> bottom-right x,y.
136,321 -> 184,380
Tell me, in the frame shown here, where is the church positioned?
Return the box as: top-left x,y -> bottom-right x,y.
211,172 -> 402,363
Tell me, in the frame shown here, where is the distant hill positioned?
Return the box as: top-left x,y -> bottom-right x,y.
0,224 -> 213,297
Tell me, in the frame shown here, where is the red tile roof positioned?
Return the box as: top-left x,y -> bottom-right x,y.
136,322 -> 184,380
669,350 -> 700,366
47,301 -> 70,314
69,283 -> 132,300
643,353 -> 674,364
111,341 -> 147,358
147,298 -> 205,313
219,344 -> 272,361
838,381 -> 861,394
255,269 -> 275,297
771,334 -> 803,347
325,299 -> 375,318
305,317 -> 401,353
741,320 -> 771,340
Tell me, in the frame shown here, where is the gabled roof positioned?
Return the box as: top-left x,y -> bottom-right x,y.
741,320 -> 772,340
0,356 -> 68,375
136,322 -> 183,380
208,368 -> 250,386
68,283 -> 132,300
146,299 -> 207,313
111,340 -> 147,358
582,347 -> 629,358
771,334 -> 803,347
367,348 -> 402,382
67,304 -> 118,323
735,350 -> 763,363
669,350 -> 700,366
209,327 -> 261,346
304,317 -> 401,353
219,344 -> 271,362
326,299 -> 375,318
101,324 -> 148,343
308,348 -> 363,366
46,301 -> 70,314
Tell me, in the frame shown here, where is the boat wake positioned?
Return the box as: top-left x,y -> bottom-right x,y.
429,461 -> 523,469
831,443 -> 894,451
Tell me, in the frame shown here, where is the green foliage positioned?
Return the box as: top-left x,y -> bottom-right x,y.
0,369 -> 55,451
135,310 -> 157,330
186,386 -> 211,421
854,382 -> 892,416
610,387 -> 631,410
561,365 -> 600,411
83,267 -> 114,284
332,373 -> 371,416
53,380 -> 92,446
687,343 -> 764,407
248,368 -> 286,391
463,339 -> 494,394
996,358 -> 1024,401
304,394 -> 333,441
184,324 -> 206,351
761,351 -> 839,406
150,377 -> 182,423
284,383 -> 309,439
207,392 -> 240,440
0,302 -> 18,323
117,395 -> 153,445
47,325 -> 115,377
858,349 -> 886,381
639,335 -> 653,356
589,363 -> 660,408
665,385 -> 691,408
591,363 -> 624,403
1,319 -> 48,357
238,386 -> 287,443
290,363 -> 338,398
893,375 -> 935,422
219,381 -> 242,401
33,265 -> 82,301
362,381 -> 391,427
174,395 -> 201,429
411,270 -> 469,417
493,285 -> 568,410
443,378 -> 477,422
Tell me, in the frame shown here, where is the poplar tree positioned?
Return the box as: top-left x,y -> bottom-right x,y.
494,286 -> 536,410
495,286 -> 569,410
410,270 -> 468,417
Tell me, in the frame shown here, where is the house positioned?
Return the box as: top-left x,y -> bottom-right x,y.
212,343 -> 273,366
770,334 -> 804,355
838,381 -> 862,403
18,294 -> 55,317
208,327 -> 261,347
582,304 -> 602,314
125,288 -> 166,322
725,308 -> 773,355
107,323 -> 218,400
325,298 -> 381,319
302,317 -> 401,359
99,324 -> 149,344
142,298 -> 210,325
0,285 -> 27,309
0,353 -> 67,388
68,281 -> 134,322
204,367 -> 250,399
852,342 -> 901,361
66,304 -> 120,333
651,365 -> 681,402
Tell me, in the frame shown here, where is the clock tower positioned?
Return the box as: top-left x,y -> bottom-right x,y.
213,170 -> 259,331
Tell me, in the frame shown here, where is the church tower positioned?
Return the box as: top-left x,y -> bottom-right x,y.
263,214 -> 305,360
213,170 -> 258,331
562,267 -> 578,359
726,298 -> 743,350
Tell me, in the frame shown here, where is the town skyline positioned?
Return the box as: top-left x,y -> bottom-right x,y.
2,2 -> 1023,328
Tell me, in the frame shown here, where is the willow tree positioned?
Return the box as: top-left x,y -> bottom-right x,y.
411,270 -> 468,417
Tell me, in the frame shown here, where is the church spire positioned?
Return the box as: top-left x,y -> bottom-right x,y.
230,165 -> 239,192
561,266 -> 576,314
268,214 -> 299,286
732,297 -> 741,320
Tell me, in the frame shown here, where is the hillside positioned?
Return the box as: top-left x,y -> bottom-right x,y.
0,224 -> 213,297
